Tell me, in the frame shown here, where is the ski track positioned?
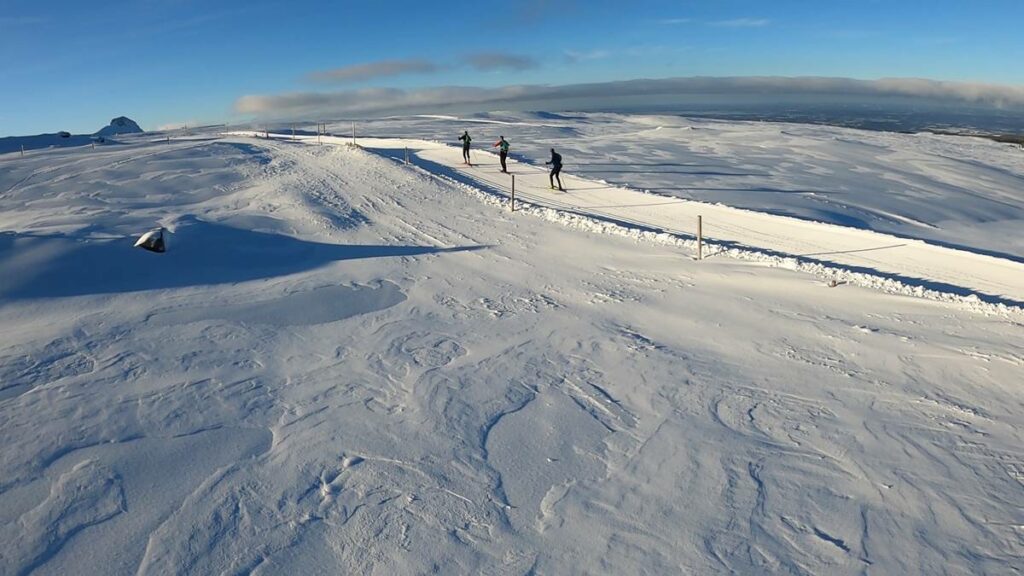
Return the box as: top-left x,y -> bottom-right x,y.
326,133 -> 1023,316
0,124 -> 1022,575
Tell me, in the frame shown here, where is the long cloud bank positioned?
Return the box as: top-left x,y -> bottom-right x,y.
235,76 -> 1024,119
308,59 -> 438,83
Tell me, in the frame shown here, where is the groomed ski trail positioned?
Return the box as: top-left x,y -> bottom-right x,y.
233,132 -> 1024,313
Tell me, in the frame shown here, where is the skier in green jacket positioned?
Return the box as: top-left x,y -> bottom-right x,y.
493,136 -> 510,173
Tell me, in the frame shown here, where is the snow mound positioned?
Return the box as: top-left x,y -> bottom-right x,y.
95,116 -> 143,137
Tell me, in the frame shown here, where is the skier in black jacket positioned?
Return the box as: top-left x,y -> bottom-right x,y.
458,130 -> 472,165
493,136 -> 510,173
545,148 -> 564,191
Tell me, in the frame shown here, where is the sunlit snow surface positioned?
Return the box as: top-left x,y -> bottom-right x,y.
1,115 -> 1022,575
350,112 -> 1024,261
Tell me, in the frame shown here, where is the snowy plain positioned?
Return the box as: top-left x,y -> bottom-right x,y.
0,115 -> 1022,575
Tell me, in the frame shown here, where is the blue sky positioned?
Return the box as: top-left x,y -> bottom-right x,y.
3,0 -> 1024,135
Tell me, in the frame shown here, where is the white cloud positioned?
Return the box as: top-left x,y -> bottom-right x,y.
308,60 -> 439,83
463,53 -> 538,72
234,76 -> 1024,119
659,18 -> 692,25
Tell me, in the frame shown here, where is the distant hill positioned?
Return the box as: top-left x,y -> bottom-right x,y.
0,132 -> 95,154
1,116 -> 144,154
96,116 -> 143,137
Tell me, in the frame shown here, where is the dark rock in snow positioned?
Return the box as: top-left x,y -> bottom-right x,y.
134,228 -> 167,253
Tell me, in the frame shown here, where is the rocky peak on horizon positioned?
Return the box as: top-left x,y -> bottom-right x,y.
96,116 -> 143,136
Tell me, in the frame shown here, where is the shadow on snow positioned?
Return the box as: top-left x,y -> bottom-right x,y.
0,217 -> 488,299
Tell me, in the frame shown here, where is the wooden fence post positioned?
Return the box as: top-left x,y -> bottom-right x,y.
697,215 -> 703,260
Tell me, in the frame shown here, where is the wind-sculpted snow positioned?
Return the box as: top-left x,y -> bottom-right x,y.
0,129 -> 1022,575
150,281 -> 407,327
0,460 -> 125,575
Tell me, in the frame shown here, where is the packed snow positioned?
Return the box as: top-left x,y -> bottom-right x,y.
1,115 -> 1022,575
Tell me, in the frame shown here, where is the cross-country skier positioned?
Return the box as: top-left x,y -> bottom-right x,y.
545,148 -> 564,191
458,130 -> 472,165
493,136 -> 510,173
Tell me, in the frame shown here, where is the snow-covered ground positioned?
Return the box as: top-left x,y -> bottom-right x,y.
339,112 -> 1024,262
1,119 -> 1022,575
345,134 -> 1024,313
